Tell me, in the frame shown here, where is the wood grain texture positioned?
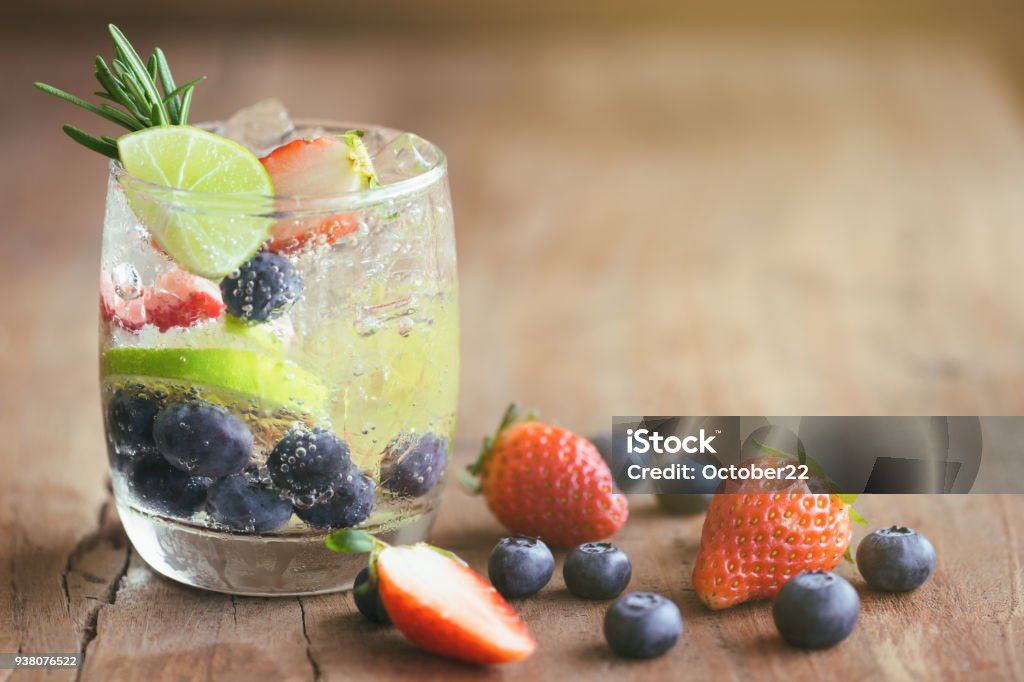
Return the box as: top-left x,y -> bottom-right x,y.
2,25 -> 1024,681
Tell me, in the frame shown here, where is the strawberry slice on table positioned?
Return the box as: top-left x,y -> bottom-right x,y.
259,133 -> 377,253
143,268 -> 225,332
692,454 -> 854,610
326,530 -> 536,665
461,405 -> 629,548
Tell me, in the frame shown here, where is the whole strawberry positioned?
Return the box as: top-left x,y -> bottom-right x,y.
692,455 -> 852,610
463,405 -> 628,547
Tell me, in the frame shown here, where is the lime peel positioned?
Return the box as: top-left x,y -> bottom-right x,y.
102,346 -> 327,416
118,125 -> 275,278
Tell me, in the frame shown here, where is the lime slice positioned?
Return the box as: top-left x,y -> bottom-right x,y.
102,347 -> 327,416
118,126 -> 275,278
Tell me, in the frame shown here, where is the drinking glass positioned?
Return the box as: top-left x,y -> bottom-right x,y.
100,122 -> 458,595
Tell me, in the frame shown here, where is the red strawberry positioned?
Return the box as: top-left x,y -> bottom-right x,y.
327,531 -> 536,665
692,455 -> 853,610
143,268 -> 225,332
100,270 -> 146,330
463,405 -> 629,547
259,134 -> 375,253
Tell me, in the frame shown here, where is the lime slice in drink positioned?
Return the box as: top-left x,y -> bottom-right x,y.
118,126 -> 275,278
102,347 -> 327,416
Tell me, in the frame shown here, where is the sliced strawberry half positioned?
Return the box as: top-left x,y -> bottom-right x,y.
260,134 -> 376,253
377,544 -> 536,665
100,270 -> 147,331
143,268 -> 225,332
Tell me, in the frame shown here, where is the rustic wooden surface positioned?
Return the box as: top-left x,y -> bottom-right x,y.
2,24 -> 1024,681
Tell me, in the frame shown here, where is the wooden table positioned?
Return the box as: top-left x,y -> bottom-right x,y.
2,26 -> 1024,681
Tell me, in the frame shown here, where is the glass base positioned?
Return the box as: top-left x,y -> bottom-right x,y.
117,501 -> 439,596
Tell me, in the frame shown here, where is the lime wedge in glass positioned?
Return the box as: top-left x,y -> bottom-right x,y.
118,126 -> 275,278
102,347 -> 328,417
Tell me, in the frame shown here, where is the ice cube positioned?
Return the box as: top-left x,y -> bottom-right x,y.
220,99 -> 295,157
373,132 -> 442,184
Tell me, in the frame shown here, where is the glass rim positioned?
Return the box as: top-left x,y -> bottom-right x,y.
110,119 -> 448,216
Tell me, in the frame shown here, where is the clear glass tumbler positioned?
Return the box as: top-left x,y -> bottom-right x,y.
99,122 -> 458,595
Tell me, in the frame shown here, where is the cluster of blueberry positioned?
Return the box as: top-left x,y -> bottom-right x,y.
106,388 -> 448,533
353,536 -> 683,660
774,526 -> 937,649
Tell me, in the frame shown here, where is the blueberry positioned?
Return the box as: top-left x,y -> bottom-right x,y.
487,535 -> 555,599
353,566 -> 390,624
153,401 -> 253,477
589,432 -> 616,464
856,525 -> 936,592
772,571 -> 860,649
380,433 -> 448,497
294,471 -> 375,529
207,473 -> 293,533
268,427 -> 352,497
221,251 -> 302,324
655,455 -> 721,515
126,456 -> 211,517
603,592 -> 683,659
106,390 -> 160,459
563,542 -> 632,600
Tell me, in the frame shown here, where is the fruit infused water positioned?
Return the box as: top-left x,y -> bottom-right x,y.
35,27 -> 457,594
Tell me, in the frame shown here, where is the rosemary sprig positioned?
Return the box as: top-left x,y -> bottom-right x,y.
33,24 -> 205,160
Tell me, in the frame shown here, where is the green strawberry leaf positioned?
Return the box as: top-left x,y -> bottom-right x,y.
456,467 -> 482,494
325,529 -> 377,554
749,437 -> 803,462
843,545 -> 854,564
463,402 -> 541,493
848,505 -> 869,526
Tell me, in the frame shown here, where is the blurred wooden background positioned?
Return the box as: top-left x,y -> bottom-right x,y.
2,4 -> 1024,680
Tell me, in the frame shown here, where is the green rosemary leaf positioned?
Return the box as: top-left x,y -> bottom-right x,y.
62,124 -> 119,159
40,25 -> 205,158
146,53 -> 160,85
33,82 -> 138,131
108,24 -> 167,125
94,57 -> 128,104
161,77 -> 204,110
180,84 -> 195,125
152,48 -> 180,122
99,103 -> 142,130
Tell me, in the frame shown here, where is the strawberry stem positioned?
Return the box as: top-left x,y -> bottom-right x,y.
325,529 -> 386,554
462,402 -> 539,493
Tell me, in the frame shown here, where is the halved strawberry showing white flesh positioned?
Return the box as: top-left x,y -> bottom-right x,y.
260,133 -> 377,253
101,267 -> 224,333
326,531 -> 536,665
143,267 -> 225,331
101,270 -> 147,331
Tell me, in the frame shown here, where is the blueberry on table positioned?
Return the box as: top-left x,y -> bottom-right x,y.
563,542 -> 632,600
353,566 -> 390,624
207,473 -> 293,533
153,401 -> 253,477
856,525 -> 936,593
655,455 -> 721,515
107,389 -> 160,455
603,592 -> 683,659
380,433 -> 449,497
220,251 -> 302,324
294,471 -> 375,529
268,427 -> 352,497
487,535 -> 555,599
126,456 -> 211,517
772,571 -> 860,649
